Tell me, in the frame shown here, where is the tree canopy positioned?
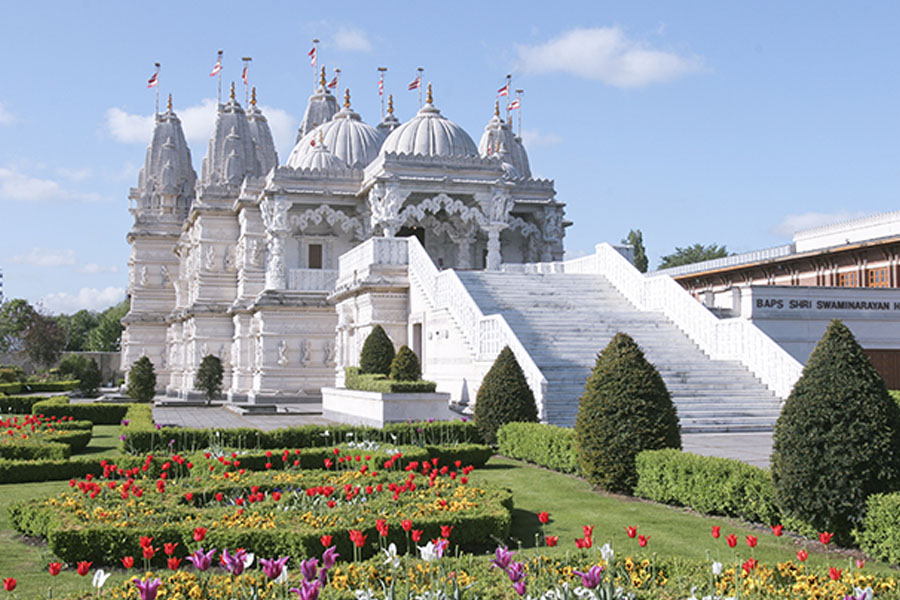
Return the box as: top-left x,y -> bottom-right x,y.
622,229 -> 649,273
658,243 -> 729,270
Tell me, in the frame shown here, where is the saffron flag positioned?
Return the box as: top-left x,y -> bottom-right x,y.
508,98 -> 520,110
210,58 -> 222,77
241,65 -> 248,85
147,71 -> 159,88
408,74 -> 421,91
497,83 -> 509,97
327,75 -> 338,89
308,46 -> 317,67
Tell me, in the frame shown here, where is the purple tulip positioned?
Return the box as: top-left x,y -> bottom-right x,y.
513,581 -> 527,597
260,556 -> 290,580
155,424 -> 162,430
221,548 -> 249,575
121,419 -> 130,426
506,562 -> 526,583
321,546 -> 339,570
132,578 -> 162,600
120,434 -> 127,441
573,565 -> 605,589
186,548 -> 217,572
490,546 -> 515,571
290,580 -> 321,600
299,557 -> 319,582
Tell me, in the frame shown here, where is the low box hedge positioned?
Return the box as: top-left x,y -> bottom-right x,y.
345,366 -> 437,393
497,422 -> 578,474
855,492 -> 900,563
0,440 -> 71,461
0,383 -> 23,395
0,395 -> 47,414
32,398 -> 130,424
26,380 -> 79,392
633,448 -> 779,524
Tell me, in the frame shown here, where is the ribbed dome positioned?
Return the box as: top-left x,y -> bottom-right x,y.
380,87 -> 477,158
478,106 -> 531,178
287,93 -> 383,169
292,135 -> 349,171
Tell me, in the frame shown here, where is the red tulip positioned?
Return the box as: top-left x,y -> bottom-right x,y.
164,542 -> 178,556
797,549 -> 808,562
49,562 -> 62,576
829,567 -> 842,581
545,535 -> 559,547
742,558 -> 757,574
184,492 -> 194,502
537,511 -> 549,524
711,525 -> 720,539
3,578 -> 15,592
168,557 -> 181,570
121,556 -> 135,569
746,535 -> 758,548
376,519 -> 389,537
582,525 -> 594,539
726,534 -> 737,548
401,519 -> 413,532
143,545 -> 157,560
856,558 -> 866,569
819,532 -> 833,545
77,561 -> 92,576
411,529 -> 423,542
625,526 -> 637,539
193,527 -> 207,542
320,534 -> 333,547
638,535 -> 650,547
272,492 -> 281,502
441,525 -> 454,538
139,536 -> 154,548
771,524 -> 783,537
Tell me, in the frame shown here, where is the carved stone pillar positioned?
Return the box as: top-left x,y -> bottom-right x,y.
265,232 -> 287,290
368,183 -> 409,238
485,223 -> 506,271
450,234 -> 475,269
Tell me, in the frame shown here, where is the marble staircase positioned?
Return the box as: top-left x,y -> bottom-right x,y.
455,271 -> 783,432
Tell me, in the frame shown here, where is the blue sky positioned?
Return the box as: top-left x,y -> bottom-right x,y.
1,1 -> 898,313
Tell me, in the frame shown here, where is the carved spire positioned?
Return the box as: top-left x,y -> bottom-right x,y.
494,100 -> 500,118
320,66 -> 327,87
250,86 -> 257,106
343,88 -> 351,109
167,94 -> 173,111
426,83 -> 433,105
229,82 -> 236,101
387,94 -> 394,115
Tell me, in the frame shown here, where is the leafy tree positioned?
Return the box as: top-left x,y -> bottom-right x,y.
771,320 -> 900,542
0,299 -> 38,353
575,333 -> 681,493
658,243 -> 729,270
88,299 -> 129,351
23,312 -> 66,369
474,346 -> 538,445
359,325 -> 395,376
195,354 -> 224,404
78,358 -> 102,397
390,345 -> 421,381
126,356 -> 157,402
57,309 -> 100,352
622,229 -> 649,273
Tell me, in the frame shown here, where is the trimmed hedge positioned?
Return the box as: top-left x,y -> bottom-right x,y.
27,380 -> 80,392
497,422 -> 578,474
32,398 -> 130,424
0,395 -> 44,413
855,492 -> 900,563
0,383 -> 23,395
345,367 -> 437,394
0,440 -> 71,461
634,448 -> 779,524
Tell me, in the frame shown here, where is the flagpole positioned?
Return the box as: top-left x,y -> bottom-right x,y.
515,89 -> 523,137
334,68 -> 341,92
242,56 -> 252,105
378,67 -> 387,118
505,74 -> 512,121
214,50 -> 223,105
153,62 -> 160,117
311,38 -> 319,89
417,67 -> 424,108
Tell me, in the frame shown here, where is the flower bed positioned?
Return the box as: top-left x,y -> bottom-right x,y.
0,414 -> 93,459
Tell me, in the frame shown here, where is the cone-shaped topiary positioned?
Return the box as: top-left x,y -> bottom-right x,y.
575,332 -> 681,493
772,319 -> 900,542
196,354 -> 224,404
475,346 -> 538,445
390,345 -> 421,381
126,356 -> 157,403
359,325 -> 395,375
78,357 -> 102,397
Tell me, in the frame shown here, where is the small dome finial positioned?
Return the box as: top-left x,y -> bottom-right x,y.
167,94 -> 173,111
494,100 -> 500,118
320,66 -> 327,87
229,82 -> 236,101
426,83 -> 433,105
318,129 -> 325,146
250,87 -> 257,106
387,94 -> 394,115
343,88 -> 351,109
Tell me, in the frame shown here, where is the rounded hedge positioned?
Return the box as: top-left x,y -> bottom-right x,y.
474,346 -> 538,445
390,345 -> 421,381
772,319 -> 900,542
575,332 -> 681,493
359,325 -> 395,376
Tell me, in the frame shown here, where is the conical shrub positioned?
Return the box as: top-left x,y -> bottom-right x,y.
359,325 -> 395,375
390,345 -> 421,381
575,332 -> 681,493
772,319 -> 900,541
474,346 -> 538,445
126,356 -> 157,403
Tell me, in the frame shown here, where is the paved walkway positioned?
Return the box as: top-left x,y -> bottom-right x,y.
151,402 -> 774,467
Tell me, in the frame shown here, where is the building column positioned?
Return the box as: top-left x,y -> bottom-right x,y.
485,223 -> 506,271
450,234 -> 475,269
265,232 -> 287,290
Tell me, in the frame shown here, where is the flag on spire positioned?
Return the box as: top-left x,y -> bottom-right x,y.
327,75 -> 338,89
379,75 -> 384,96
508,98 -> 520,110
308,46 -> 317,68
408,74 -> 421,91
497,83 -> 509,97
241,65 -> 248,85
210,56 -> 222,77
147,71 -> 159,88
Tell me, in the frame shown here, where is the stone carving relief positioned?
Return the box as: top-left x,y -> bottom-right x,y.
323,340 -> 334,366
250,239 -> 265,267
368,183 -> 410,237
223,246 -> 235,272
277,340 -> 289,366
205,246 -> 216,271
160,265 -> 170,287
140,266 -> 149,287
260,197 -> 291,232
300,339 -> 312,366
541,206 -> 564,243
290,204 -> 365,239
397,193 -> 487,230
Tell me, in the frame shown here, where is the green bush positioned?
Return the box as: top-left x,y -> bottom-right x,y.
196,354 -> 223,402
0,383 -> 23,395
474,347 -> 538,446
390,345 -> 421,381
575,333 -> 681,494
855,492 -> 900,563
0,395 -> 44,414
0,366 -> 24,383
772,319 -> 900,542
497,422 -> 578,474
127,356 -> 156,402
359,325 -> 395,375
634,448 -> 779,524
0,440 -> 71,461
26,380 -> 79,392
32,398 -> 130,425
344,367 -> 437,393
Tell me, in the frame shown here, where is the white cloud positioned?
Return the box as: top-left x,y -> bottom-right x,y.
41,287 -> 126,315
177,98 -> 219,144
516,26 -> 702,87
771,210 -> 870,237
11,247 -> 77,267
0,166 -> 106,203
520,128 -> 562,148
0,102 -> 14,125
105,107 -> 154,143
260,104 -> 298,158
78,263 -> 120,275
334,26 -> 373,52
56,167 -> 92,182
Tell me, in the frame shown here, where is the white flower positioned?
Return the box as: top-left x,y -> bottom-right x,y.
854,587 -> 874,600
418,541 -> 441,562
600,543 -> 614,563
354,589 -> 377,600
243,552 -> 255,569
383,543 -> 400,569
275,567 -> 288,585
390,433 -> 398,441
712,561 -> 723,576
321,429 -> 330,437
92,569 -> 111,589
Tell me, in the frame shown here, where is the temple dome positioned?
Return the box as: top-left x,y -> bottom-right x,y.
292,133 -> 349,171
287,89 -> 383,169
380,85 -> 477,158
478,103 -> 531,178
